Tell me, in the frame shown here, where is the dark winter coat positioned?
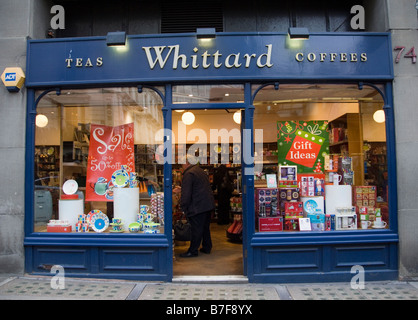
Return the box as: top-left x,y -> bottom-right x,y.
180,165 -> 215,217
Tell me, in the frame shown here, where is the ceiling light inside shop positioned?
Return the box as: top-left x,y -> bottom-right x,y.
373,110 -> 385,123
36,114 -> 48,127
233,111 -> 241,124
182,111 -> 195,125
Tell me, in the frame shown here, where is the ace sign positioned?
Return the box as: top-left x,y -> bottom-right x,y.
277,121 -> 329,173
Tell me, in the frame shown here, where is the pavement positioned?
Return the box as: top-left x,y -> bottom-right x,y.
1,275 -> 418,301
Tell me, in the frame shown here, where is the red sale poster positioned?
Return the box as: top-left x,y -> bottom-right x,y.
86,123 -> 135,201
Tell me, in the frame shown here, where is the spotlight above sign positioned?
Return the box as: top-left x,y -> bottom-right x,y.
288,27 -> 310,40
196,28 -> 216,40
106,31 -> 126,46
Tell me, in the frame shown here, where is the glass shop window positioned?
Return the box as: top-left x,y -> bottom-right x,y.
172,84 -> 244,104
34,87 -> 165,234
252,83 -> 389,233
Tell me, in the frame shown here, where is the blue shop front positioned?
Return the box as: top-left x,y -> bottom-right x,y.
24,32 -> 398,283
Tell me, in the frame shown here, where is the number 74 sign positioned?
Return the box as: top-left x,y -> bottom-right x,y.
394,46 -> 417,64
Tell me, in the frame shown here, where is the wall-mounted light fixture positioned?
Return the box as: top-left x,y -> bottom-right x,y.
106,31 -> 126,46
288,27 -> 310,40
196,28 -> 216,40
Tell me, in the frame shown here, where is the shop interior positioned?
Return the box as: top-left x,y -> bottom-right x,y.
33,83 -> 387,276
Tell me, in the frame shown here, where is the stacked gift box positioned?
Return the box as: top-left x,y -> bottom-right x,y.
255,188 -> 279,217
278,187 -> 301,231
255,169 -> 386,232
298,174 -> 325,197
353,186 -> 377,228
339,157 -> 354,185
297,173 -> 325,231
150,192 -> 164,225
329,126 -> 347,144
283,200 -> 303,231
324,155 -> 353,185
255,187 -> 283,231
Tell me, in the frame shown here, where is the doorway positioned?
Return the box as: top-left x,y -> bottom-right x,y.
171,108 -> 244,276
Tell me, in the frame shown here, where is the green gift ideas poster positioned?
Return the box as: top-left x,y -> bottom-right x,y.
277,121 -> 329,173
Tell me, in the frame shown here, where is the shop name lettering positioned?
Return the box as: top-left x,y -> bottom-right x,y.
65,57 -> 103,68
141,45 -> 368,69
64,45 -> 368,69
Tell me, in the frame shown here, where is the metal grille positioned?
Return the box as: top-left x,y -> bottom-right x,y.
161,0 -> 223,33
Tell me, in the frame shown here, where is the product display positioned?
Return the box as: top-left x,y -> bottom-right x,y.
335,207 -> 357,230
255,188 -> 279,217
37,112 -> 388,237
256,163 -> 388,232
47,220 -> 72,233
128,222 -> 141,233
110,218 -> 124,232
298,174 -> 325,197
58,198 -> 83,230
151,192 -> 164,225
301,196 -> 324,216
230,196 -> 242,212
307,213 -> 325,231
227,213 -> 243,241
113,167 -> 140,231
90,210 -> 109,233
324,185 -> 352,215
259,216 -> 283,232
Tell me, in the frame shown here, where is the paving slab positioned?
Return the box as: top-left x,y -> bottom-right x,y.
1,276 -> 417,301
286,282 -> 418,300
138,283 -> 280,300
0,277 -> 136,300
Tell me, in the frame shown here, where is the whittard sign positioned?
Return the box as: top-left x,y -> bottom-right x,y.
26,32 -> 393,87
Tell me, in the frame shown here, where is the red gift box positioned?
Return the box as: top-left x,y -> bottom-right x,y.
284,218 -> 299,231
259,217 -> 283,232
61,194 -> 78,200
47,225 -> 72,233
284,201 -> 303,213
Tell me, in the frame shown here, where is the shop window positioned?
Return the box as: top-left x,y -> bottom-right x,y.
34,87 -> 165,234
172,84 -> 244,104
252,83 -> 388,233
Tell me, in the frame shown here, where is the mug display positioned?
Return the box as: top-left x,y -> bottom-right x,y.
90,177 -> 107,195
361,220 -> 372,229
373,220 -> 387,229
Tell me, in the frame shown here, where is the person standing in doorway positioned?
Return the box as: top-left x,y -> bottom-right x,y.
213,164 -> 234,225
179,157 -> 215,257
